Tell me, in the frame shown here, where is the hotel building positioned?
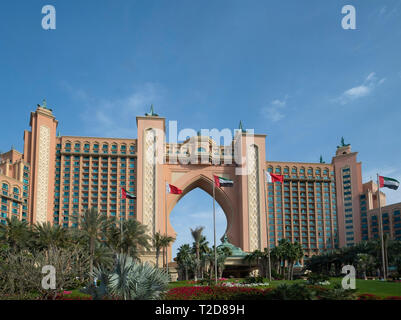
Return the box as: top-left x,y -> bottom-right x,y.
0,103 -> 399,261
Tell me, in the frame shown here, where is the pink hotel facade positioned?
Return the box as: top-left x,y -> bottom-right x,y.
1,104 -> 400,261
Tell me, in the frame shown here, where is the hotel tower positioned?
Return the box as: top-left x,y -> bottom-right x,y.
0,103 -> 400,262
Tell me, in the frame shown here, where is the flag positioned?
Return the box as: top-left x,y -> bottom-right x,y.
265,171 -> 284,183
379,176 -> 400,190
121,188 -> 135,199
167,183 -> 183,194
213,175 -> 234,187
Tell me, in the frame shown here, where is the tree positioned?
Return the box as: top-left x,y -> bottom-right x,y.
33,222 -> 69,251
160,234 -> 175,269
84,254 -> 169,300
104,218 -> 151,260
190,226 -> 205,281
176,244 -> 193,280
113,219 -> 151,259
0,216 -> 30,252
216,247 -> 232,278
152,232 -> 175,269
152,232 -> 163,269
244,250 -> 264,276
79,208 -> 107,283
195,236 -> 210,278
0,245 -> 89,299
286,242 -> 303,280
356,253 -> 375,280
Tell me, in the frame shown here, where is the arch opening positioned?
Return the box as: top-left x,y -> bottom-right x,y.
169,188 -> 227,258
166,174 -> 235,259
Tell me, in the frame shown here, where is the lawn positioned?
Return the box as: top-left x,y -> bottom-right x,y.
168,278 -> 401,298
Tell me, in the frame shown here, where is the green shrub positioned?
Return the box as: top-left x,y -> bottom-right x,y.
271,269 -> 284,280
270,283 -> 316,300
243,276 -> 268,284
306,273 -> 330,285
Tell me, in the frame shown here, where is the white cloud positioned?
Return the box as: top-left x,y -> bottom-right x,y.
334,72 -> 385,105
261,96 -> 288,122
379,6 -> 387,16
64,82 -> 163,138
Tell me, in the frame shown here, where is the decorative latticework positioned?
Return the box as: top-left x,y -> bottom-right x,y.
143,129 -> 156,236
247,144 -> 261,251
36,125 -> 50,224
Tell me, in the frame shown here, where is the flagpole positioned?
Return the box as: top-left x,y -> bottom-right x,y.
165,180 -> 169,275
377,174 -> 386,281
213,177 -> 217,284
263,170 -> 272,281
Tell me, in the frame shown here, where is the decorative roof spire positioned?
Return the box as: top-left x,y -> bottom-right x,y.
239,120 -> 246,133
337,136 -> 350,149
37,99 -> 47,109
145,104 -> 158,117
37,99 -> 53,111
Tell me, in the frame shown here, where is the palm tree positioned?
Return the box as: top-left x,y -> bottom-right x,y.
287,242 -> 303,280
195,236 -> 210,278
105,219 -> 151,259
190,226 -> 205,281
33,222 -> 69,251
93,242 -> 115,269
85,253 -> 169,300
176,244 -> 193,280
0,216 -> 30,252
161,234 -> 175,269
356,253 -> 375,279
244,249 -> 264,276
79,208 -> 107,282
152,232 -> 175,269
216,247 -> 232,278
152,232 -> 163,268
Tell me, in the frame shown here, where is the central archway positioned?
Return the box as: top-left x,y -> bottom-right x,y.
169,187 -> 227,258
135,115 -> 269,265
163,170 -> 243,263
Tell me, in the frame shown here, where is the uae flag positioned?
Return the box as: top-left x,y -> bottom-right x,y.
121,188 -> 135,199
167,183 -> 183,194
265,171 -> 284,183
379,176 -> 400,190
213,175 -> 234,187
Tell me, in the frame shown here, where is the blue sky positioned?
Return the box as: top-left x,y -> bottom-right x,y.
0,1 -> 401,255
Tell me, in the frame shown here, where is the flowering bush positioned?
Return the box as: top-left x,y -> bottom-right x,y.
357,293 -> 382,300
163,286 -> 274,300
220,282 -> 269,287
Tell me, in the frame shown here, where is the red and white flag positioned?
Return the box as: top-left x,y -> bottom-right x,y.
265,171 -> 284,183
166,183 -> 183,194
